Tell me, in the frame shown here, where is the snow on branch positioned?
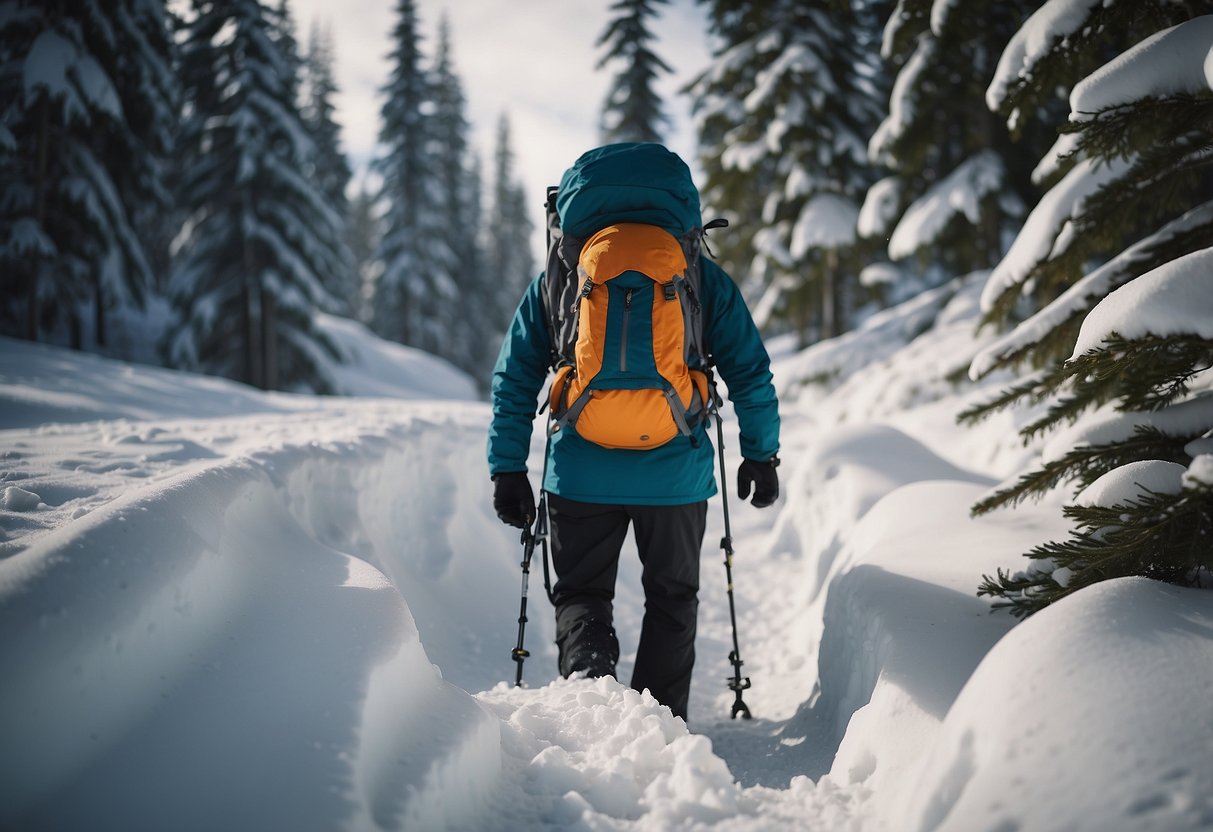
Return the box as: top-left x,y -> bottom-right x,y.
978,155 -> 1133,314
1070,15 -> 1213,122
888,151 -> 1002,261
986,0 -> 1104,112
970,201 -> 1213,380
1070,246 -> 1213,359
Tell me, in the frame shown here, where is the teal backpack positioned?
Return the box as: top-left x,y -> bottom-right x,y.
541,143 -> 727,449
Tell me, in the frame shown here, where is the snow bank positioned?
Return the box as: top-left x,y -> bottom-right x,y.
821,479 -> 1064,828
0,406 -> 512,831
0,326 -> 475,432
313,313 -> 478,401
903,578 -> 1213,832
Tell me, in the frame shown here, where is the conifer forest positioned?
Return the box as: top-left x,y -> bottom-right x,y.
2,0 -> 1211,616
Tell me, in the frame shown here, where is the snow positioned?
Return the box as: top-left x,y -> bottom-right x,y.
1031,132 -> 1081,185
986,0 -> 1104,111
1075,460 -> 1187,508
979,155 -> 1134,314
1070,16 -> 1213,120
1070,246 -> 1213,358
887,152 -> 1003,261
903,578 -> 1213,831
2,278 -> 1211,830
869,34 -> 933,165
790,193 -> 858,257
1041,392 -> 1213,466
858,176 -> 902,239
1186,454 -> 1213,487
970,201 -> 1213,379
24,30 -> 123,123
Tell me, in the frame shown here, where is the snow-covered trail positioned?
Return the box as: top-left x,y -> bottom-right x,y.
6,314 -> 1213,831
0,381 -> 896,829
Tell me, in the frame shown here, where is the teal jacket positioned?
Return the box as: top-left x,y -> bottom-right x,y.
487,258 -> 779,505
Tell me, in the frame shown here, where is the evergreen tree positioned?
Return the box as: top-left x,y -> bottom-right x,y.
106,0 -> 179,306
690,0 -> 888,344
0,0 -> 166,350
597,0 -> 672,144
865,0 -> 1046,292
960,3 -> 1213,616
484,114 -> 535,381
687,0 -> 776,287
428,14 -> 480,377
169,0 -> 343,392
301,19 -> 356,314
368,0 -> 454,355
346,181 -> 381,324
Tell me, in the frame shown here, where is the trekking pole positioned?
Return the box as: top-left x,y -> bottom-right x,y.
511,491 -> 549,686
711,383 -> 752,719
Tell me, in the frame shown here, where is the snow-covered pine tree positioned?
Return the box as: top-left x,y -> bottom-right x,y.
710,1 -> 885,343
428,14 -> 482,380
346,181 -> 381,324
596,0 -> 672,144
961,3 -> 1213,616
169,0 -> 343,392
688,0 -> 779,287
368,0 -> 455,356
865,0 -> 1046,295
301,19 -> 356,316
484,113 -> 535,382
0,0 -> 162,350
104,0 -> 178,311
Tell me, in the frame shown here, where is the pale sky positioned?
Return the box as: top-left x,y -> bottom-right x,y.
289,0 -> 714,260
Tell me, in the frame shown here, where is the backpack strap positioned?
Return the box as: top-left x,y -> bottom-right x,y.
542,187 -> 584,370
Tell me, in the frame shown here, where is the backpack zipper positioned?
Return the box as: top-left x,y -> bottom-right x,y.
620,288 -> 633,372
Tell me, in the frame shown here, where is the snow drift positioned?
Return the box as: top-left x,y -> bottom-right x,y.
3,276 -> 1211,831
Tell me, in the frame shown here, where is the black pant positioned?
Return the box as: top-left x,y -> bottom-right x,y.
547,493 -> 708,722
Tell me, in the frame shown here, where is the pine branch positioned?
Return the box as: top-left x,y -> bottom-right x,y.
1020,336 -> 1213,440
972,425 -> 1199,516
957,367 -> 1057,426
980,481 -> 1213,618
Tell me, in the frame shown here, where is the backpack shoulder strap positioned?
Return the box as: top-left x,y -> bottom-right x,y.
677,217 -> 729,370
541,187 -> 584,370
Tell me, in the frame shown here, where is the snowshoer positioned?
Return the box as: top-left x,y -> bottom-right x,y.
488,143 -> 780,722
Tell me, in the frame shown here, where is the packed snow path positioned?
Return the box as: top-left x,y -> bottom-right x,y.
3,332 -> 1211,831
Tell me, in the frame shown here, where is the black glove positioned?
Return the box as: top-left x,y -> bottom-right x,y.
737,456 -> 780,508
492,472 -> 535,528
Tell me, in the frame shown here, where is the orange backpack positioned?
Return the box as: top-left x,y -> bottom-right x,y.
543,212 -> 721,450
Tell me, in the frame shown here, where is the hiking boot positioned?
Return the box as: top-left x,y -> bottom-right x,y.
567,645 -> 618,679
559,617 -> 619,679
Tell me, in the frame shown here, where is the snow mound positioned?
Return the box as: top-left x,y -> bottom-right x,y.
479,677 -> 738,826
0,395 -> 520,830
0,328 -> 475,432
903,578 -> 1213,832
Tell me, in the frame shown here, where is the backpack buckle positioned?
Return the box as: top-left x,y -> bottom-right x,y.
663,283 -> 677,301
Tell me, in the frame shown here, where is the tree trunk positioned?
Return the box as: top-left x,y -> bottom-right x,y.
241,194 -> 262,388
29,97 -> 49,342
94,273 -> 106,348
261,286 -> 277,391
821,249 -> 845,340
